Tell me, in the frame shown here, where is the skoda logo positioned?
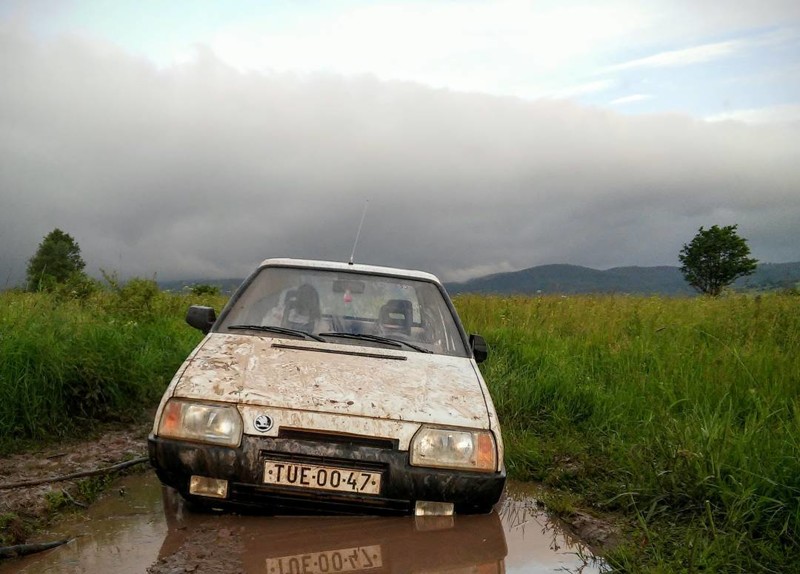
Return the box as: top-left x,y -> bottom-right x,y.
253,414 -> 274,433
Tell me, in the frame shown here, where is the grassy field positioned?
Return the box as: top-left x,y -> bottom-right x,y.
456,293 -> 799,572
0,284 -> 223,446
1,287 -> 797,571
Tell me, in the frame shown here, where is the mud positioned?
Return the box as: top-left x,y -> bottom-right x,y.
0,424 -> 149,543
0,473 -> 607,573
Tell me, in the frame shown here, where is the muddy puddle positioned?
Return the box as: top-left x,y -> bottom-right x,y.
1,472 -> 606,573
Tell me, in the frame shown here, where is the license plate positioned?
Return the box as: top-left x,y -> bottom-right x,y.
266,545 -> 383,574
263,460 -> 381,495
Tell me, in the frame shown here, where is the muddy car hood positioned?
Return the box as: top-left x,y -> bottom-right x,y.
172,334 -> 491,429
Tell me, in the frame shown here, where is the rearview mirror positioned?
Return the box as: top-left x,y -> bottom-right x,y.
186,305 -> 216,334
469,334 -> 488,363
333,279 -> 366,294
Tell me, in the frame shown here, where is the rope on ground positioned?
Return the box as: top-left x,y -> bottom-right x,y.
0,456 -> 149,491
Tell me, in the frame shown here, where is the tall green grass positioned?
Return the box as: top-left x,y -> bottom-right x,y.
3,286 -> 797,570
0,286 -> 223,446
456,293 -> 800,572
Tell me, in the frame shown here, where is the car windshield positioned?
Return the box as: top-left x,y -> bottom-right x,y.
218,266 -> 468,357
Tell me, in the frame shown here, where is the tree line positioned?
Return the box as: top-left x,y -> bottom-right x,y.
26,225 -> 758,297
25,228 -> 220,296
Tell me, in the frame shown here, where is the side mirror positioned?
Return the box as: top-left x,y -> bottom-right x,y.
469,334 -> 488,364
186,305 -> 216,334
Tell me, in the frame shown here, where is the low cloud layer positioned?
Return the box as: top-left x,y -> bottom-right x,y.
1,28 -> 798,286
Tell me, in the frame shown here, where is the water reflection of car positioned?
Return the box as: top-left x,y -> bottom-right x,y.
159,486 -> 508,573
148,259 -> 506,515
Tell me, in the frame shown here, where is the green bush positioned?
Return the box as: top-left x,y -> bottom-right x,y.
189,283 -> 222,296
0,288 -> 223,445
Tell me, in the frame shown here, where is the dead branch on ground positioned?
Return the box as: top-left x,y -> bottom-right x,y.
0,539 -> 71,559
0,456 -> 148,491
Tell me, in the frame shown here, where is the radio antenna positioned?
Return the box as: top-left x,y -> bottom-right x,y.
349,200 -> 369,265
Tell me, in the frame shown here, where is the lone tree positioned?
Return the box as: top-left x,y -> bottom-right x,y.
679,224 -> 758,296
26,228 -> 87,291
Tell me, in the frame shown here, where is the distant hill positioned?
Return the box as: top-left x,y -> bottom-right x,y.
446,262 -> 800,296
736,262 -> 800,291
155,262 -> 800,297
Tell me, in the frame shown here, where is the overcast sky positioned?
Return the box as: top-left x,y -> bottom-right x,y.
1,1 -> 799,285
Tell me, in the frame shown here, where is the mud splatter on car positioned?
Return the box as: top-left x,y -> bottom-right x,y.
149,258 -> 505,515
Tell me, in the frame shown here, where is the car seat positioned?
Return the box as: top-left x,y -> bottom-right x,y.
378,299 -> 413,336
282,284 -> 321,332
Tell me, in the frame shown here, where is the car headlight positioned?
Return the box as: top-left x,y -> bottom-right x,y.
158,399 -> 243,447
410,426 -> 497,472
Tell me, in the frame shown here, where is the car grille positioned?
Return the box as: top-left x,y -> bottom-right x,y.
278,428 -> 398,450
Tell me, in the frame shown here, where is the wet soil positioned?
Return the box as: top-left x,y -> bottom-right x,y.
1,425 -> 615,573
0,423 -> 150,545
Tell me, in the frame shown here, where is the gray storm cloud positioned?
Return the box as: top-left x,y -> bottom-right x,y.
1,27 -> 798,286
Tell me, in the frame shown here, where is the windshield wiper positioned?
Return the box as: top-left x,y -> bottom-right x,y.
227,325 -> 324,342
318,332 -> 433,353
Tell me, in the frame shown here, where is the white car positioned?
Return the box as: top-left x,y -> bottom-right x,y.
149,258 -> 505,515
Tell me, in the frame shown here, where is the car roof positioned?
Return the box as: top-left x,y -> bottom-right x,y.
257,258 -> 443,284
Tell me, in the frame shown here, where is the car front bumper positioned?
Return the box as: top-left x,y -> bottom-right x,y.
148,432 -> 506,515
